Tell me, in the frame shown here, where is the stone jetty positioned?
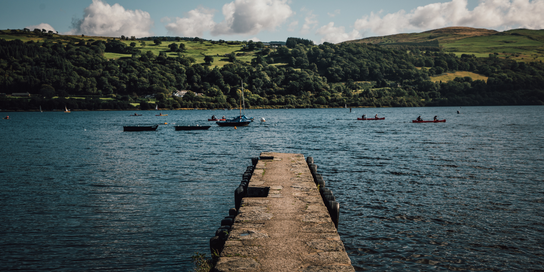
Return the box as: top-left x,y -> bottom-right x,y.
214,152 -> 354,272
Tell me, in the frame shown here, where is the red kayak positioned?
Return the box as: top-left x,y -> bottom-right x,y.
412,119 -> 446,123
357,117 -> 385,120
208,118 -> 226,121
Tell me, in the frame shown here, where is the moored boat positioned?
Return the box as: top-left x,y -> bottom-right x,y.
216,115 -> 252,127
174,125 -> 211,130
123,124 -> 159,131
217,80 -> 253,127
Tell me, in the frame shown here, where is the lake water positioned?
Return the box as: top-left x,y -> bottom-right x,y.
0,106 -> 543,271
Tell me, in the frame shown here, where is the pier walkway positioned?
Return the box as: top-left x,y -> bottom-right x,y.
214,152 -> 354,272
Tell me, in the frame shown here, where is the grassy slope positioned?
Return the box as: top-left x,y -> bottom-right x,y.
121,40 -> 252,67
4,27 -> 543,84
346,27 -> 544,62
0,30 -> 252,67
430,71 -> 488,83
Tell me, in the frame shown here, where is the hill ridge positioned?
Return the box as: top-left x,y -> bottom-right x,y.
344,26 -> 498,44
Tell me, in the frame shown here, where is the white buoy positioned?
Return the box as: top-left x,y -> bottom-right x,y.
260,117 -> 266,122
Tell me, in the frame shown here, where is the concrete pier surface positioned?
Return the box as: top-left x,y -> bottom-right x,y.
215,152 -> 354,272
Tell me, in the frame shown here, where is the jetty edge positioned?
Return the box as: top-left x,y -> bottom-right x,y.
209,152 -> 354,272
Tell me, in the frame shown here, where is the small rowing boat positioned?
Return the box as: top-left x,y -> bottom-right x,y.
412,119 -> 446,123
174,125 -> 211,130
123,124 -> 159,131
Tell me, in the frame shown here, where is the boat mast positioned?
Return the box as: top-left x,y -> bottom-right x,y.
241,79 -> 246,116
239,80 -> 243,118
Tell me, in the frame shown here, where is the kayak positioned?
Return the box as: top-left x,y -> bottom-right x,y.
357,117 -> 385,120
208,118 -> 226,121
412,119 -> 446,123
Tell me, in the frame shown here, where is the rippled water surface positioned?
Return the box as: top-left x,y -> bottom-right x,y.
1,106 -> 543,271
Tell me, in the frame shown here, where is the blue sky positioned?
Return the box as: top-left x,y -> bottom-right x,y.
1,0 -> 543,44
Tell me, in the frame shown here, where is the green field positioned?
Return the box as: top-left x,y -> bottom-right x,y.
443,31 -> 544,62
103,40 -> 254,67
347,27 -> 544,62
0,30 -> 256,67
430,71 -> 488,83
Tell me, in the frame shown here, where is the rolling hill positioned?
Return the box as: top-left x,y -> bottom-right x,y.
345,26 -> 544,62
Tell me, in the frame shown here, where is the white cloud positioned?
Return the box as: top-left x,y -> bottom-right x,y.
327,9 -> 341,18
354,0 -> 544,36
26,23 -> 56,33
354,10 -> 410,37
211,0 -> 294,35
316,22 -> 361,44
165,7 -> 216,37
408,0 -> 468,29
164,0 -> 293,38
301,11 -> 318,34
68,0 -> 153,37
288,21 -> 299,32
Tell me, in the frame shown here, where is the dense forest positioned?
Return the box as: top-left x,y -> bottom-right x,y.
1,35 -> 543,111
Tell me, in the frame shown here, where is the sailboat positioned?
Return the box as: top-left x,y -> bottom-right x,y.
64,106 -> 70,113
40,106 -> 43,112
155,104 -> 167,116
216,80 -> 253,127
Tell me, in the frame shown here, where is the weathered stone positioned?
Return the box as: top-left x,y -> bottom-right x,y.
300,212 -> 332,223
241,198 -> 269,206
236,205 -> 273,222
305,252 -> 352,265
221,243 -> 261,257
306,239 -> 346,252
217,153 -> 353,271
215,257 -> 261,272
300,222 -> 338,233
302,265 -> 356,272
252,169 -> 264,177
230,229 -> 269,240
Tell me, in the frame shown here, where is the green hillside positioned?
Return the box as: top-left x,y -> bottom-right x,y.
345,26 -> 544,62
0,29 -> 257,67
1,29 -> 543,111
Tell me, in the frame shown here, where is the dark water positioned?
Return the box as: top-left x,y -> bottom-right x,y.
0,106 -> 543,271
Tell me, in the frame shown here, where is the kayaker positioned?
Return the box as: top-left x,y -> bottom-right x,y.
4,116 -> 9,119
434,115 -> 438,121
211,115 -> 216,120
222,115 -> 225,120
375,114 -> 378,118
416,116 -> 422,121
362,114 -> 366,119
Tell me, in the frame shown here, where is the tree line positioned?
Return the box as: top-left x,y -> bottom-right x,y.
0,35 -> 543,111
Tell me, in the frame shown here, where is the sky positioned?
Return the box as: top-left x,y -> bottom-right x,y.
0,0 -> 543,44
